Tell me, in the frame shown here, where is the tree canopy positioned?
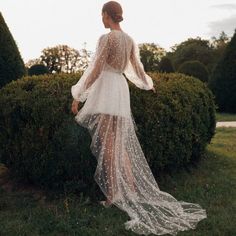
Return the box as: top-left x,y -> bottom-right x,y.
209,30 -> 236,112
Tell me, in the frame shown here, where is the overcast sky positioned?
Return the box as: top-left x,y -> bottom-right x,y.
1,0 -> 236,63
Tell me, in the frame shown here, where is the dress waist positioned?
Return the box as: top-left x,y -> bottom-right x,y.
103,63 -> 124,74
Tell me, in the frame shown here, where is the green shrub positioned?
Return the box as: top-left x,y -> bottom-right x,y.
208,30 -> 236,113
131,72 -> 216,175
158,56 -> 174,73
28,64 -> 49,76
0,72 -> 216,196
178,60 -> 209,83
0,73 -> 96,195
0,12 -> 26,88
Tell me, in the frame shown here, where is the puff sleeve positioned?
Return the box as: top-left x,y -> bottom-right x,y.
124,38 -> 154,90
71,33 -> 110,102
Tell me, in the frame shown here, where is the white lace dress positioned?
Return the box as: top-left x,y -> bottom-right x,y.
71,30 -> 207,235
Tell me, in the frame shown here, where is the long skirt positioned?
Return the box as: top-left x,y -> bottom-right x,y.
74,70 -> 207,235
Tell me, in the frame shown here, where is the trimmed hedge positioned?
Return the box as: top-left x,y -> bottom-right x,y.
178,60 -> 209,83
28,64 -> 49,76
0,72 -> 216,196
0,12 -> 26,88
131,72 -> 216,173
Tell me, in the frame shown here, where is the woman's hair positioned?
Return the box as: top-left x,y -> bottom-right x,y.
102,1 -> 123,23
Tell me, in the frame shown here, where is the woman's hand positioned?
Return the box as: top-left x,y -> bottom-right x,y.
71,99 -> 79,115
151,86 -> 156,93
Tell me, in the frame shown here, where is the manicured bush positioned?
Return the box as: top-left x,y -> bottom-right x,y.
0,72 -> 216,196
28,64 -> 49,76
0,12 -> 26,88
131,72 -> 216,175
0,73 -> 94,194
178,60 -> 209,83
208,31 -> 236,113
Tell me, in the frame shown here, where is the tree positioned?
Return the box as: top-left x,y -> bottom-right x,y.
25,58 -> 42,68
210,31 -> 230,68
210,31 -> 230,49
167,37 -> 214,72
40,44 -> 91,73
0,12 -> 25,88
209,30 -> 236,112
139,43 -> 166,72
158,56 -> 174,73
178,60 -> 209,83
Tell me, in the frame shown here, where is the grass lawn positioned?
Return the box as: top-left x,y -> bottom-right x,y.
216,112 -> 236,121
0,128 -> 235,236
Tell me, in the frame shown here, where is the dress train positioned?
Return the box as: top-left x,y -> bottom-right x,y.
74,112 -> 207,236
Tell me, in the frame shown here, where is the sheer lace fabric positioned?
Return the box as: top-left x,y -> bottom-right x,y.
71,30 -> 153,103
71,30 -> 207,235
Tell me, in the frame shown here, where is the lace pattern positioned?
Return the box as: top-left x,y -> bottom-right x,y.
71,30 -> 153,103
71,30 -> 207,235
75,113 -> 207,235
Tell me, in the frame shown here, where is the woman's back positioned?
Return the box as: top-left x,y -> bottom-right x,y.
99,30 -> 141,74
71,29 -> 153,103
105,30 -> 133,72
100,30 -> 149,87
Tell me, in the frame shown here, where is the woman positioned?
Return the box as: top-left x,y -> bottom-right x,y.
71,1 -> 207,235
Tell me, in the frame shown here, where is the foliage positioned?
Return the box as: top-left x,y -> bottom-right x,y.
0,12 -> 26,88
167,37 -> 214,73
131,72 -> 216,175
158,56 -> 174,73
210,31 -> 231,70
139,43 -> 166,72
28,64 -> 49,76
178,60 -> 209,83
210,31 -> 230,50
0,72 -> 216,193
208,30 -> 236,112
40,45 -> 91,74
25,58 -> 42,68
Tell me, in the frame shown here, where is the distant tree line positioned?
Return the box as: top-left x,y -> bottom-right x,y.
139,31 -> 230,76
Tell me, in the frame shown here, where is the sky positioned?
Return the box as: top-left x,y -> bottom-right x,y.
1,0 -> 236,63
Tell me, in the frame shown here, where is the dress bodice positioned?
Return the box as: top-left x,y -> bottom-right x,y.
103,30 -> 132,73
71,29 -> 154,103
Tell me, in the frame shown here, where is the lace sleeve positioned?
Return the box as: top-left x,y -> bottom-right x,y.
71,33 -> 110,102
124,38 -> 154,90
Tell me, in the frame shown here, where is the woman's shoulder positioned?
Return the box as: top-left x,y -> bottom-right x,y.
106,30 -> 134,41
98,33 -> 108,40
98,31 -> 119,42
97,30 -> 134,46
96,33 -> 109,46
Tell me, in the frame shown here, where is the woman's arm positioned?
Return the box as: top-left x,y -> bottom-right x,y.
83,34 -> 110,90
127,38 -> 155,91
71,33 -> 110,102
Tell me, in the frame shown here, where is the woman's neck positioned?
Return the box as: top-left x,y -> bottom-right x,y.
110,29 -> 122,31
110,25 -> 122,31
